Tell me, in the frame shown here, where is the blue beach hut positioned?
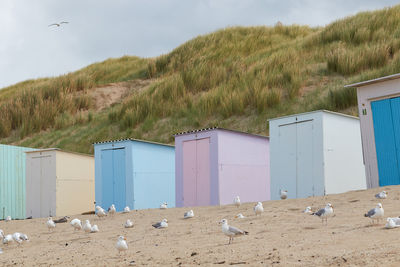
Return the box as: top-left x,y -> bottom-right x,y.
94,139 -> 175,211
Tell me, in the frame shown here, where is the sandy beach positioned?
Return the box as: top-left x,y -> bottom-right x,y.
1,185 -> 400,266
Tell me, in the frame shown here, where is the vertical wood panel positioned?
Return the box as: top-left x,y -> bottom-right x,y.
296,121 -> 315,198
196,138 -> 210,206
183,140 -> 197,206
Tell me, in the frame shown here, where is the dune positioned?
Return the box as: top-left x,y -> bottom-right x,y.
1,186 -> 400,266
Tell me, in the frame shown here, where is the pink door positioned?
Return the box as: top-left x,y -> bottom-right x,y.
183,140 -> 197,206
196,138 -> 210,206
182,138 -> 211,206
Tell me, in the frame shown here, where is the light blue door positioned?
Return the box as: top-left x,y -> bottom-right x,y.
371,98 -> 400,186
101,148 -> 126,211
101,150 -> 114,209
113,148 -> 126,211
296,120 -> 314,198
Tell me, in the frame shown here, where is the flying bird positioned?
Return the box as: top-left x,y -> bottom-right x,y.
375,191 -> 387,199
183,210 -> 194,219
116,236 -> 128,254
365,203 -> 384,224
234,196 -> 241,207
48,21 -> 69,27
312,203 -> 334,224
254,202 -> 264,216
152,219 -> 168,229
219,219 -> 248,244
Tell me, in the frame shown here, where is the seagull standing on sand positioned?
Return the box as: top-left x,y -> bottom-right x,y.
12,233 -> 23,245
108,204 -> 116,216
2,234 -> 13,245
280,190 -> 288,200
70,218 -> 82,231
83,220 -> 92,233
254,202 -> 264,216
312,203 -> 334,224
365,203 -> 384,224
234,196 -> 241,207
123,206 -> 130,213
160,202 -> 168,209
184,210 -> 194,219
375,191 -> 387,199
303,206 -> 313,214
96,206 -> 107,218
124,219 -> 134,228
219,219 -> 248,244
91,225 -> 99,233
47,217 -> 56,231
116,236 -> 128,254
152,219 -> 168,229
20,233 -> 29,241
5,216 -> 11,222
235,213 -> 245,219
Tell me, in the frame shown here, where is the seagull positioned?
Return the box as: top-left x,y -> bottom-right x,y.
312,203 -> 334,224
96,206 -> 107,218
152,219 -> 168,229
70,218 -> 82,231
90,225 -> 99,233
235,213 -> 245,219
54,216 -> 70,223
280,190 -> 288,200
47,217 -> 56,231
108,204 -> 116,216
124,219 -> 134,228
234,196 -> 241,207
5,216 -> 11,222
123,206 -> 130,213
48,21 -> 69,27
83,220 -> 92,233
365,203 -> 384,224
303,206 -> 313,214
2,234 -> 13,245
12,233 -> 23,244
375,191 -> 387,199
184,210 -> 194,219
219,219 -> 248,244
254,202 -> 264,216
20,233 -> 29,241
160,202 -> 168,209
116,236 -> 128,254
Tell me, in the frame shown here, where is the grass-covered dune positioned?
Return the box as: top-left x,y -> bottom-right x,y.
2,5 -> 400,153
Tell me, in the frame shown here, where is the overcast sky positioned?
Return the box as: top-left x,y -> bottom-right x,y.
0,0 -> 398,89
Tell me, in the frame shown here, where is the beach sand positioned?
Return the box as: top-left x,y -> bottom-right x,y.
1,185 -> 400,266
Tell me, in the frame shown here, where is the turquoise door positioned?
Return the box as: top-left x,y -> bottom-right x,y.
371,97 -> 400,186
101,148 -> 126,211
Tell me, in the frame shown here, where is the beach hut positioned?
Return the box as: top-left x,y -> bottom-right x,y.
269,110 -> 366,200
175,128 -> 270,207
346,73 -> 400,188
25,149 -> 94,218
0,144 -> 37,220
94,139 -> 175,211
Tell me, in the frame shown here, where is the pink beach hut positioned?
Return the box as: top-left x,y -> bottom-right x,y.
175,128 -> 270,207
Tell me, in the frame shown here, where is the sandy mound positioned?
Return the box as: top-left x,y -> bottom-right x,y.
1,186 -> 400,266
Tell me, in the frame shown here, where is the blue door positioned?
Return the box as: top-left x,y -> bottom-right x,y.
371,98 -> 400,186
101,148 -> 126,211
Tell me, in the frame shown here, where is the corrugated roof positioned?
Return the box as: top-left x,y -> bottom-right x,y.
25,148 -> 94,157
345,73 -> 400,88
93,138 -> 174,147
174,127 -> 269,139
268,110 -> 359,122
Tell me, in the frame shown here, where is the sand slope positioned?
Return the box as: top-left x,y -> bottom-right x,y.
1,186 -> 400,266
